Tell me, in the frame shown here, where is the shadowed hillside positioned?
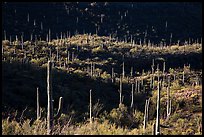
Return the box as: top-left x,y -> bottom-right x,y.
2,2 -> 202,44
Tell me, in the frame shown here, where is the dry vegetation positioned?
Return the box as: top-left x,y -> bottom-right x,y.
2,34 -> 202,135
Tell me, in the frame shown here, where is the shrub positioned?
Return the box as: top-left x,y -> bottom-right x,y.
2,119 -> 22,135
132,110 -> 144,127
108,104 -> 132,127
130,47 -> 138,53
92,46 -> 105,53
2,40 -> 10,46
100,71 -> 111,79
74,69 -> 86,77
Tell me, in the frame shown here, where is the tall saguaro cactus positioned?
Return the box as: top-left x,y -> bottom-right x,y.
182,71 -> 185,85
49,29 -> 51,43
152,122 -> 156,135
56,47 -> 59,62
130,83 -> 134,108
152,75 -> 155,89
122,61 -> 125,79
119,76 -> 123,105
135,79 -> 138,93
130,67 -> 133,77
72,52 -> 74,62
47,61 -> 63,135
67,47 -> 70,64
166,76 -> 171,121
163,61 -> 165,75
157,64 -> 160,82
47,60 -> 53,135
111,67 -> 115,83
155,81 -> 161,135
54,97 -> 63,119
138,80 -> 140,93
36,87 -> 41,120
90,62 -> 93,77
152,59 -> 155,74
143,98 -> 150,133
89,89 -> 92,124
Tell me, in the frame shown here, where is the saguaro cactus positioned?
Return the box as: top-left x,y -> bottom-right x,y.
130,83 -> 134,108
173,73 -> 176,81
152,75 -> 155,89
47,61 -> 63,135
150,75 -> 155,90
155,81 -> 161,135
57,47 -> 60,62
150,75 -> 153,89
49,29 -> 51,43
152,59 -> 155,74
182,71 -> 185,85
152,122 -> 156,135
138,80 -> 140,93
89,89 -> 92,124
166,76 -> 171,121
90,62 -> 93,77
141,78 -> 144,87
111,67 -> 115,83
163,61 -> 165,75
93,63 -> 95,76
36,87 -> 41,120
122,61 -> 125,79
47,60 -> 54,135
119,76 -> 123,105
54,97 -> 63,119
157,64 -> 160,82
143,98 -> 150,133
72,52 -> 74,62
130,67 -> 133,77
67,47 -> 70,64
135,79 -> 138,93
49,48 -> 52,60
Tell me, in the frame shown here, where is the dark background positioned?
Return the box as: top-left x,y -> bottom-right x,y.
2,2 -> 202,45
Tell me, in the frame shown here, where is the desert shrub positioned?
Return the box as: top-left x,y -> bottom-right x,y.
68,120 -> 130,135
132,110 -> 144,127
108,104 -> 132,127
100,71 -> 111,79
31,119 -> 47,135
170,111 -> 180,122
92,46 -> 105,53
2,119 -> 22,135
30,58 -> 46,66
2,40 -> 10,46
74,69 -> 86,77
171,80 -> 181,90
185,127 -> 195,135
130,47 -> 138,53
21,119 -> 32,135
170,45 -> 179,51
